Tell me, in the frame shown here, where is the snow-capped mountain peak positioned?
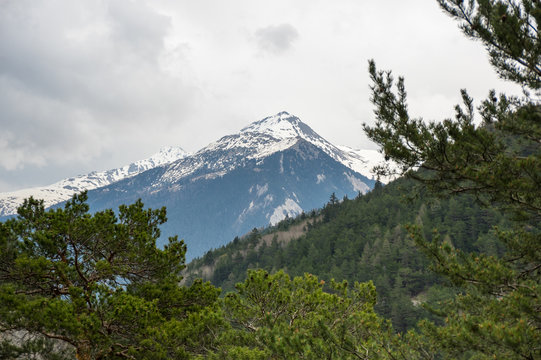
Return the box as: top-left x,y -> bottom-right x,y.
130,146 -> 188,170
208,111 -> 330,155
240,112 -> 382,178
159,112 -> 381,188
155,146 -> 189,162
240,111 -> 319,141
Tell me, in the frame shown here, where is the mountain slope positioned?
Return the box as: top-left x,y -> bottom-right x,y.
85,138 -> 375,259
1,112 -> 380,259
77,112 -> 378,259
0,146 -> 187,217
184,177 -> 508,331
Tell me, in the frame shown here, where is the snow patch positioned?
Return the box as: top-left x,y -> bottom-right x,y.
256,183 -> 268,197
190,171 -> 227,182
237,200 -> 257,224
344,172 -> 370,194
336,145 -> 396,183
169,184 -> 182,192
0,146 -> 187,216
264,194 -> 274,206
269,198 -> 302,225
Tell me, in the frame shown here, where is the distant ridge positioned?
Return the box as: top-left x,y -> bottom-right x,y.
0,146 -> 187,217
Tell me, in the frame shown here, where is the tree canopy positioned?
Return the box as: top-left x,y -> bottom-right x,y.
0,193 -> 399,359
364,0 -> 540,358
216,269 -> 396,359
0,192 -> 223,359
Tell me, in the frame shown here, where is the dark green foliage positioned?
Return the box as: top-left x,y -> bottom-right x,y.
187,178 -> 507,332
0,192 -> 224,359
363,1 -> 541,357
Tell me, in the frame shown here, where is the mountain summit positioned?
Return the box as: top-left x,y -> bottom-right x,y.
174,111 -> 378,184
245,112 -> 383,178
240,111 -> 321,140
158,112 -> 336,185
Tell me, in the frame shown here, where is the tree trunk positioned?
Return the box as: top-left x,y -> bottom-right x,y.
76,341 -> 92,360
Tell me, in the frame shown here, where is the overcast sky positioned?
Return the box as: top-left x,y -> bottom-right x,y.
0,0 -> 522,192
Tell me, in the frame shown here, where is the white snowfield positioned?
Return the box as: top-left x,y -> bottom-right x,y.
269,198 -> 304,225
0,112 -> 385,217
0,146 -> 187,217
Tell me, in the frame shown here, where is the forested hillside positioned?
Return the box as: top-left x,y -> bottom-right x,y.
185,177 -> 509,331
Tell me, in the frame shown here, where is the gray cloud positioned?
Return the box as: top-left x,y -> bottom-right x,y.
255,23 -> 299,55
0,0 -> 524,192
0,0 -> 197,178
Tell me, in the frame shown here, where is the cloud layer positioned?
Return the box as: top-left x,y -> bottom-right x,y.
255,24 -> 299,55
1,1 -> 196,165
0,0 -> 522,191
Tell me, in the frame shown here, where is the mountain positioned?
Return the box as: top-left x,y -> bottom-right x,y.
184,177 -> 507,331
0,112 -> 381,259
156,111 -> 379,187
0,146 -> 187,217
82,112 -> 379,259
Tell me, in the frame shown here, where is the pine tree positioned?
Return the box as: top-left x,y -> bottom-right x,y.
329,192 -> 339,205
0,192 -> 223,359
364,0 -> 540,358
218,269 -> 398,359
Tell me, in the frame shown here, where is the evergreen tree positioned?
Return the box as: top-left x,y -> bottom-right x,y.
364,0 -> 540,358
217,269 -> 397,359
0,192 -> 223,359
329,192 -> 339,205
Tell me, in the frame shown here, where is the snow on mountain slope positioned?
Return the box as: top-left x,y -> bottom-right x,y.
0,111 -> 384,218
160,112 -> 379,185
269,198 -> 303,225
336,146 -> 383,179
336,145 -> 397,183
240,112 -> 383,180
0,146 -> 187,217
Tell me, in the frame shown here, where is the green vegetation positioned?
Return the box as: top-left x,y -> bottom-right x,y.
363,0 -> 540,357
1,0 -> 539,358
0,193 -> 223,359
186,179 -> 508,332
0,195 -> 395,359
214,269 -> 397,359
